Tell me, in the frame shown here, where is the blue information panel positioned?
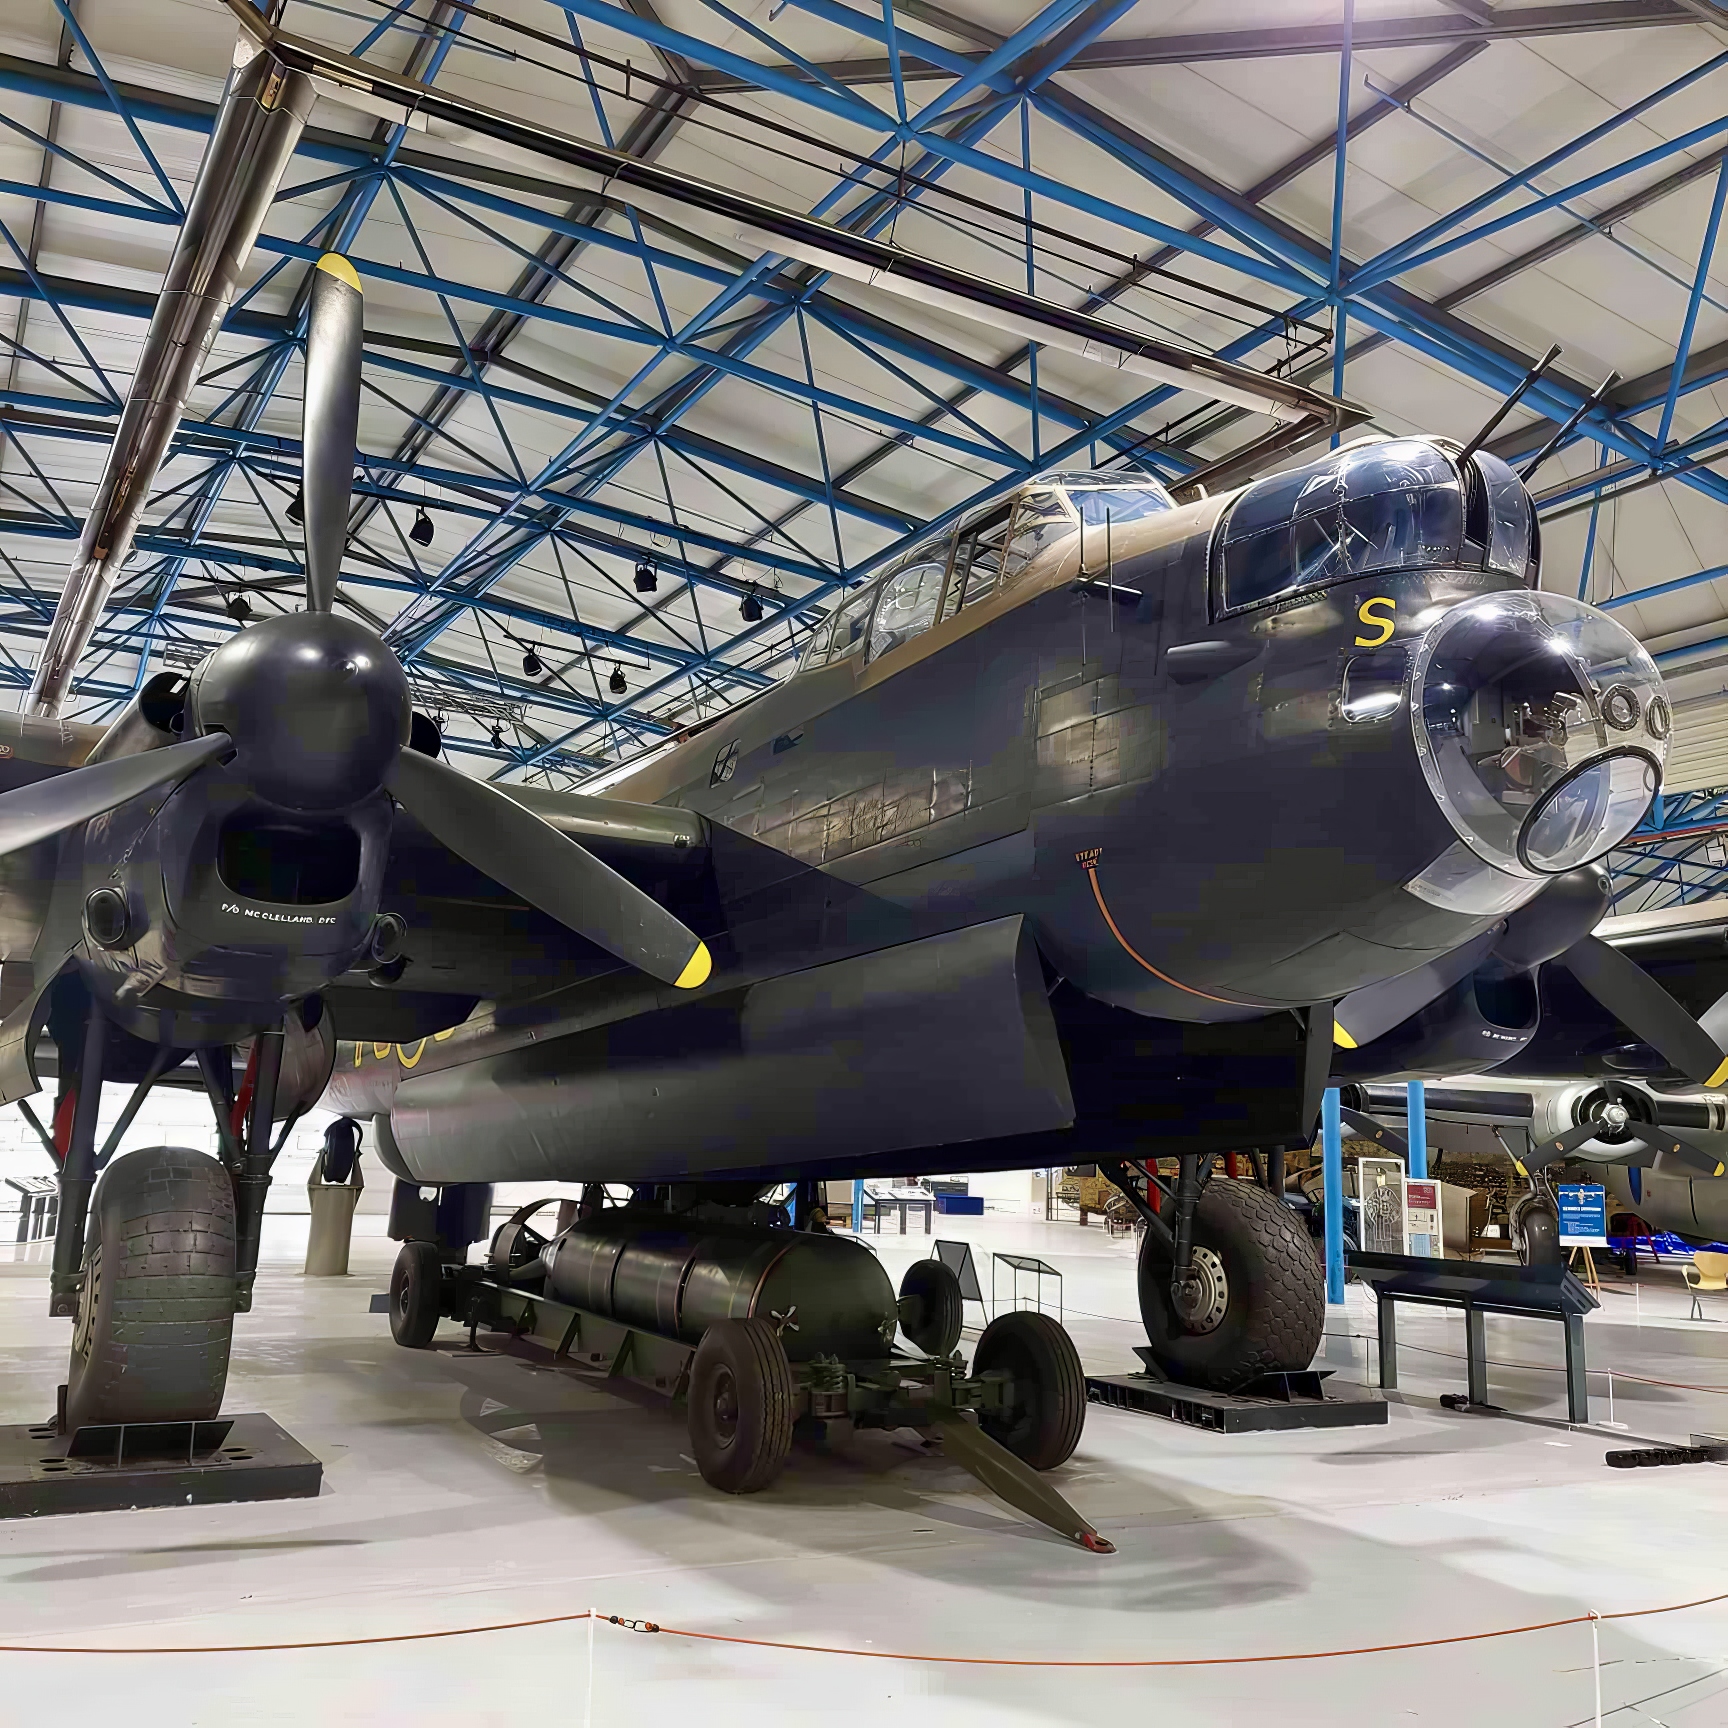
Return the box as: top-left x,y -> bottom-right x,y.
1558,1183 -> 1608,1248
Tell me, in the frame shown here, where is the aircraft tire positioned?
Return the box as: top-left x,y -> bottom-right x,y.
1137,1178 -> 1323,1391
389,1241 -> 445,1347
971,1309 -> 1086,1470
688,1317 -> 795,1494
898,1259 -> 964,1357
64,1147 -> 236,1431
1517,1203 -> 1562,1267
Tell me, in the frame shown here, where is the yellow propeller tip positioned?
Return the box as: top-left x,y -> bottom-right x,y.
316,252 -> 361,292
673,941 -> 711,990
1707,1057 -> 1728,1089
1333,1024 -> 1358,1050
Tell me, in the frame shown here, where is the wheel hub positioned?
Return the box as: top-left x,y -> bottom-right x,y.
1172,1244 -> 1229,1334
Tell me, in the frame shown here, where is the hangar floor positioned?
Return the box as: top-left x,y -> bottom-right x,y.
3,1212 -> 1728,1727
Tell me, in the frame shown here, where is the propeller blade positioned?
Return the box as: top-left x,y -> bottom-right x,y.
1634,1128 -> 1726,1177
1333,930 -> 1498,1050
0,732 -> 229,860
302,254 -> 363,614
384,747 -> 711,989
1528,1118 -> 1619,1171
1338,1105 -> 1408,1159
1559,935 -> 1728,1088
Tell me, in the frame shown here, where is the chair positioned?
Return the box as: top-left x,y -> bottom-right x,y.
1683,1251 -> 1728,1320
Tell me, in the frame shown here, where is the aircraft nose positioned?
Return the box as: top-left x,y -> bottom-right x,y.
1411,591 -> 1667,876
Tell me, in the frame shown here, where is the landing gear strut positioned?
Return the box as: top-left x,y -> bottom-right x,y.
1100,1155 -> 1323,1390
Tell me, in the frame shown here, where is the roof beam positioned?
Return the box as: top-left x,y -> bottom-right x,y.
699,1 -> 1702,92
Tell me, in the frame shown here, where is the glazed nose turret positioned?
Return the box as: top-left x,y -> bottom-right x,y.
1411,590 -> 1667,877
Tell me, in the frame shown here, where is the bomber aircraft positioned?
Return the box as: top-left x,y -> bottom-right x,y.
8,212 -> 1728,1452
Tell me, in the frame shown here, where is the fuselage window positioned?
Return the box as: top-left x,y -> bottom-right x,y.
1216,438 -> 1464,615
869,559 -> 946,661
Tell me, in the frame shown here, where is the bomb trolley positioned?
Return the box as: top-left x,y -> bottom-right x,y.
386,1197 -> 1112,1553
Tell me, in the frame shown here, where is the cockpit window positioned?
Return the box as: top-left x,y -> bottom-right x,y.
797,583 -> 879,672
1216,439 -> 1464,614
1471,450 -> 1533,578
1002,487 -> 1072,585
870,557 -> 945,660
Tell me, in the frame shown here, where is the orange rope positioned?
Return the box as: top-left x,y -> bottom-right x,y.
5,1592 -> 1728,1663
0,1609 -> 594,1655
620,1592 -> 1728,1666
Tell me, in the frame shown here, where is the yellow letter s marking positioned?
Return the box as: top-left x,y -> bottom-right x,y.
1355,597 -> 1396,648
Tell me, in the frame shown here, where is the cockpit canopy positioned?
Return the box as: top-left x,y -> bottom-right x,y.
797,467 -> 1173,674
1213,438 -> 1537,616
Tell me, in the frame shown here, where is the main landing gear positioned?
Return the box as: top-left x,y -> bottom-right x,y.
39,985 -> 320,1433
1100,1154 -> 1324,1390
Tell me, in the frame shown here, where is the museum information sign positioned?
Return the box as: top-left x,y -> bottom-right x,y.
1558,1184 -> 1608,1247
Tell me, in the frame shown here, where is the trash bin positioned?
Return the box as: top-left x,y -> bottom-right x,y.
305,1118 -> 364,1276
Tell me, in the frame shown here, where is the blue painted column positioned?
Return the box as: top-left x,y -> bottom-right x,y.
851,1179 -> 864,1234
1406,1080 -> 1428,1179
1323,1087 -> 1346,1304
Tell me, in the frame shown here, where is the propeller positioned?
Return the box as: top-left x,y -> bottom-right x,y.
301,254 -> 362,615
0,732 -> 230,859
0,252 -> 713,993
1526,1084 -> 1727,1177
1336,866 -> 1728,1089
1555,935 -> 1728,1088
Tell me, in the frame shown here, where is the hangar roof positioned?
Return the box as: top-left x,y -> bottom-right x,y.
1,0 -> 1725,791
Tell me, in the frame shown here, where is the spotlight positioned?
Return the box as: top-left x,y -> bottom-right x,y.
410,506 -> 434,548
285,489 -> 304,525
489,723 -> 504,749
740,584 -> 763,623
609,664 -> 626,696
633,559 -> 657,593
522,649 -> 544,678
225,593 -> 253,624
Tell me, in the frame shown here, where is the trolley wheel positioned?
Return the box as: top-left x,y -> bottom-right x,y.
687,1317 -> 795,1494
389,1241 -> 446,1348
898,1259 -> 964,1357
971,1309 -> 1086,1471
65,1147 -> 236,1431
1137,1178 -> 1323,1391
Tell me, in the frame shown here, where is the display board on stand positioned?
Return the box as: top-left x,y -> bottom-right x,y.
1403,1178 -> 1440,1258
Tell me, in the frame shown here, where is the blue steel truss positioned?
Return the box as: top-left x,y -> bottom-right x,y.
1,0 -> 1727,784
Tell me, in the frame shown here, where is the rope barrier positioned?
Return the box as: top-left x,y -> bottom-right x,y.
0,1609 -> 595,1654
4,1591 -> 1727,1662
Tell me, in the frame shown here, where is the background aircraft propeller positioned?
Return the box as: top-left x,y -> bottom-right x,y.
0,254 -> 712,994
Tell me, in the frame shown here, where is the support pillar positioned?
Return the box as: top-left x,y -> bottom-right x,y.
1323,1086 -> 1345,1306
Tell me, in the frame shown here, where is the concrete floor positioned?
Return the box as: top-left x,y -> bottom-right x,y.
3,1209 -> 1728,1726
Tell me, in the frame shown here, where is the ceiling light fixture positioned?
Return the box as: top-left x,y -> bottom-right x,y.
410,506 -> 434,547
633,559 -> 657,593
609,664 -> 627,696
